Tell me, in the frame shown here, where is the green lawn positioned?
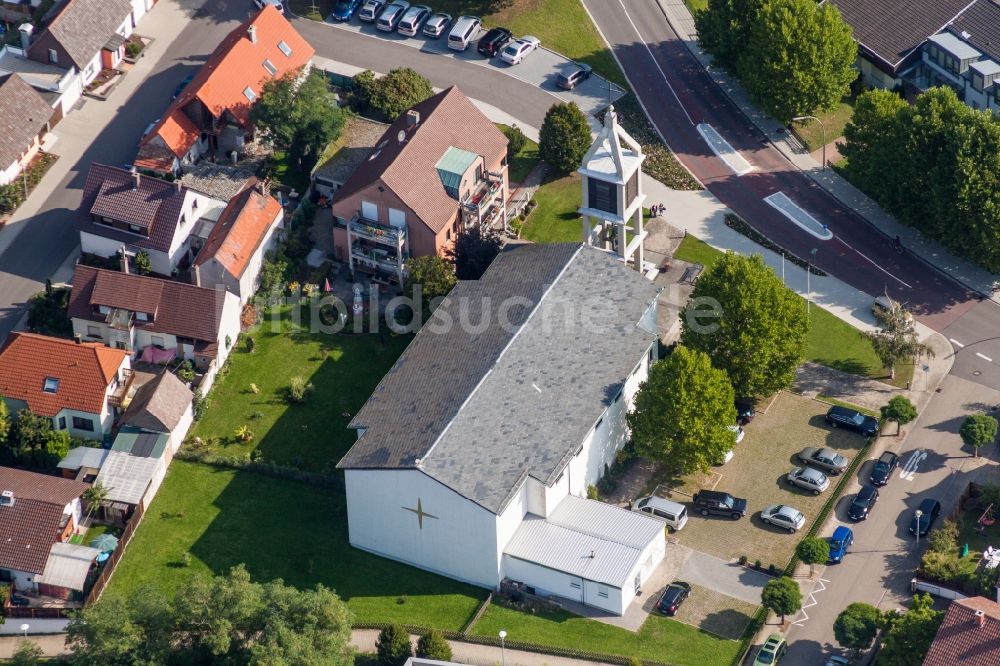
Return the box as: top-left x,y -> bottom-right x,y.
472,602 -> 741,666
497,124 -> 540,185
191,306 -> 410,470
106,461 -> 486,629
683,0 -> 708,13
791,97 -> 856,153
71,523 -> 121,545
269,149 -> 311,193
673,235 -> 725,271
519,173 -> 582,243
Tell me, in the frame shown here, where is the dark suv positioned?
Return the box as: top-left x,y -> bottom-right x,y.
692,490 -> 748,520
826,405 -> 879,437
870,451 -> 899,486
909,498 -> 941,536
477,27 -> 512,57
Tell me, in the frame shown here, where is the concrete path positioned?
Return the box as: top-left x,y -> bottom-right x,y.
0,634 -> 69,659
678,551 -> 770,606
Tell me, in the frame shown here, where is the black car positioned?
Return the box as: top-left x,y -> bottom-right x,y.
847,485 -> 879,521
556,61 -> 592,89
826,405 -> 879,438
909,498 -> 941,536
693,490 -> 748,519
870,451 -> 898,486
655,581 -> 691,616
735,399 -> 756,425
477,27 -> 512,57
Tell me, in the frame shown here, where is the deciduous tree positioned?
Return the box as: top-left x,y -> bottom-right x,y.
364,68 -> 434,121
10,640 -> 43,665
695,0 -> 767,72
0,399 -> 9,447
833,602 -> 881,653
881,396 -> 918,436
960,414 -> 998,457
795,536 -> 830,577
866,301 -> 932,380
447,226 -> 505,280
761,576 -> 802,623
877,593 -> 943,666
376,624 -> 412,666
251,69 -> 345,167
681,253 -> 808,398
626,346 -> 736,475
404,255 -> 458,305
539,102 -> 591,174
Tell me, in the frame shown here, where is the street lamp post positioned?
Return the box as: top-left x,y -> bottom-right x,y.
793,115 -> 828,170
915,510 -> 923,544
19,623 -> 29,639
499,630 -> 507,666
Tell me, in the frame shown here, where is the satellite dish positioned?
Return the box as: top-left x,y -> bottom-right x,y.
397,130 -> 406,143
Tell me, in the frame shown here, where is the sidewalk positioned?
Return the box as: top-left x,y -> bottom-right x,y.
654,0 -> 999,302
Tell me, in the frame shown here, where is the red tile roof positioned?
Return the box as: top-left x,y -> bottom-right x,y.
332,87 -> 508,234
142,5 -> 314,158
0,74 -> 52,172
193,185 -> 282,278
68,265 -> 227,345
925,596 -> 1000,665
0,467 -> 89,506
0,333 -> 125,417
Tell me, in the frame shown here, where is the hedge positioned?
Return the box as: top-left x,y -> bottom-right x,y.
724,213 -> 827,277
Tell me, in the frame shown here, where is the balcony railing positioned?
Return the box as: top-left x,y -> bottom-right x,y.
107,367 -> 135,408
104,308 -> 134,331
348,215 -> 407,246
462,175 -> 503,213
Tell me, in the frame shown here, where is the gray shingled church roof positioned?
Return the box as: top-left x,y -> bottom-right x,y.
339,243 -> 660,514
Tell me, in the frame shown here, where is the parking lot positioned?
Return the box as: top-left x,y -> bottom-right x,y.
320,13 -> 625,120
663,392 -> 866,566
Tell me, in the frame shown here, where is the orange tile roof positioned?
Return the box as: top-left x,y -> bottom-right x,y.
142,5 -> 314,157
0,332 -> 126,417
155,113 -> 200,159
194,185 -> 282,278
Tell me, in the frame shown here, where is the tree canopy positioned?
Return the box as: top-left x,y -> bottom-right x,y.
834,602 -> 881,652
695,0 -> 767,72
866,300 -> 932,379
881,396 -> 918,434
626,346 -> 737,475
681,252 -> 808,398
376,624 -> 412,666
842,87 -> 1000,272
761,576 -> 802,622
960,414 -> 998,456
877,593 -> 943,665
539,102 -> 592,174
447,226 -> 505,280
66,565 -> 353,665
353,68 -> 434,121
416,629 -> 452,661
404,255 -> 458,305
795,536 -> 830,575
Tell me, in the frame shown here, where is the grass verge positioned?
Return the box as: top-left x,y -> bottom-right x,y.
518,172 -> 582,243
790,96 -> 855,153
498,124 -> 540,185
814,396 -> 879,419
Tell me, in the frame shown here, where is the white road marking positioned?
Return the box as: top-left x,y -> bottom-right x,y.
833,235 -> 913,289
900,449 -> 927,482
976,352 -> 993,362
764,192 -> 834,240
950,338 -> 965,348
791,577 -> 828,627
696,124 -> 753,175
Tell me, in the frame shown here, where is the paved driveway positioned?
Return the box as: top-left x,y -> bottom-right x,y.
679,550 -> 769,606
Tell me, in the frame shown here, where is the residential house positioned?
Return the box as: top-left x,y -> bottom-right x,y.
76,164 -> 227,276
94,429 -> 171,523
338,243 -> 665,616
192,182 -> 284,304
0,41 -> 84,125
311,116 -> 387,199
330,86 -> 509,284
924,595 -> 1000,664
135,5 -> 314,175
120,370 -> 194,452
0,72 -> 53,186
0,466 -> 93,598
68,264 -> 241,392
0,332 -> 131,440
23,0 -> 135,87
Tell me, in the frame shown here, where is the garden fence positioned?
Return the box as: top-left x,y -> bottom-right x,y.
84,501 -> 146,606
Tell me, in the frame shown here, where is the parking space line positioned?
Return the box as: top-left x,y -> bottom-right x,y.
976,352 -> 993,362
950,338 -> 965,348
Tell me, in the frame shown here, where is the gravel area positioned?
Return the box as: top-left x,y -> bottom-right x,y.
672,584 -> 757,640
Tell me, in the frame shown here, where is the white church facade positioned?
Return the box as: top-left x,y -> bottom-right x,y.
338,242 -> 666,616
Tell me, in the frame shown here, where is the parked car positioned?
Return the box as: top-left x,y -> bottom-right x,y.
826,405 -> 880,438
761,504 -> 806,532
376,0 -> 410,31
422,12 -> 451,38
693,490 -> 748,519
477,26 -> 512,57
397,4 -> 430,35
736,398 -> 756,425
827,525 -> 854,563
500,35 -> 541,65
847,485 -> 879,521
654,581 -> 691,616
714,448 -> 735,466
873,294 -> 914,323
728,424 -> 745,444
824,656 -> 850,666
331,0 -> 364,21
9,594 -> 29,607
754,634 -> 787,665
557,61 -> 592,89
253,0 -> 284,13
799,446 -> 849,475
172,73 -> 194,100
909,498 -> 941,537
358,0 -> 386,22
447,15 -> 481,51
870,451 -> 899,486
786,466 -> 830,495
634,496 -> 688,531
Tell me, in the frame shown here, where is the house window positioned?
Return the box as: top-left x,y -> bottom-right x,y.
87,325 -> 101,337
243,86 -> 257,102
388,208 -> 406,228
43,377 -> 59,393
973,72 -> 984,92
98,305 -> 110,315
129,224 -> 142,233
151,335 -> 165,348
58,416 -> 66,430
446,229 -> 451,240
570,580 -> 582,590
597,586 -> 609,599
648,346 -> 655,364
136,312 -> 149,322
48,49 -> 57,64
262,59 -> 277,76
588,178 -> 618,215
72,416 -> 95,432
360,200 -> 377,220
927,45 -> 938,60
180,213 -> 186,225
192,198 -> 198,210
277,41 -> 292,57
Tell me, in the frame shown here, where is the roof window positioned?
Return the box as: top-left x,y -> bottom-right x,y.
262,59 -> 277,76
243,86 -> 258,102
43,377 -> 59,393
277,41 -> 292,57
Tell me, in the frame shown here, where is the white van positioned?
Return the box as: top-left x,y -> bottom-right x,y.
634,496 -> 688,531
448,15 -> 481,51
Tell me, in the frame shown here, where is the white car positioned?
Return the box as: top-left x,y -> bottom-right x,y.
499,35 -> 540,65
786,466 -> 830,495
422,12 -> 451,38
397,5 -> 431,36
761,504 -> 806,532
728,424 -> 745,444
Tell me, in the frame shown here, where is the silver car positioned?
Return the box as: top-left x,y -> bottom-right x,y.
422,12 -> 451,38
761,504 -> 806,532
799,446 -> 849,475
786,466 -> 830,495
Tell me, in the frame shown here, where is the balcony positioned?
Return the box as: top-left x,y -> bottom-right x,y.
348,215 -> 407,247
462,173 -> 504,213
107,368 -> 135,408
104,308 -> 133,331
351,242 -> 405,274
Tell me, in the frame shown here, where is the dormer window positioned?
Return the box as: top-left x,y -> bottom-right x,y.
243,86 -> 257,102
129,224 -> 142,233
43,377 -> 59,393
98,305 -> 110,315
277,41 -> 292,57
136,312 -> 149,322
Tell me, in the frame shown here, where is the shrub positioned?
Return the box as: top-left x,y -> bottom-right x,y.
376,624 -> 412,666
176,361 -> 196,383
738,555 -> 748,566
416,629 -> 451,661
133,250 -> 152,275
287,376 -> 314,404
234,425 -> 254,443
586,485 -> 599,499
503,124 -> 527,155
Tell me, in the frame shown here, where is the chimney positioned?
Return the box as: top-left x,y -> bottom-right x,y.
120,246 -> 129,274
18,23 -> 32,52
192,262 -> 201,287
175,179 -> 182,192
74,333 -> 82,344
247,25 -> 257,45
406,110 -> 420,128
0,490 -> 14,507
132,171 -> 141,190
976,609 -> 986,628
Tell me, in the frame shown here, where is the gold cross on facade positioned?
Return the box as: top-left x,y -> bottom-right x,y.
402,498 -> 438,530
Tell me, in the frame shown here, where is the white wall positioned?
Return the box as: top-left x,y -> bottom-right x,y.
215,290 -> 241,366
0,159 -> 21,186
78,52 -> 102,87
53,406 -> 109,440
344,468 -> 503,588
79,231 -> 172,275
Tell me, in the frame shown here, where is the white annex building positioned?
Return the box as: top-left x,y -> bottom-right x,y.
338,243 -> 666,615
